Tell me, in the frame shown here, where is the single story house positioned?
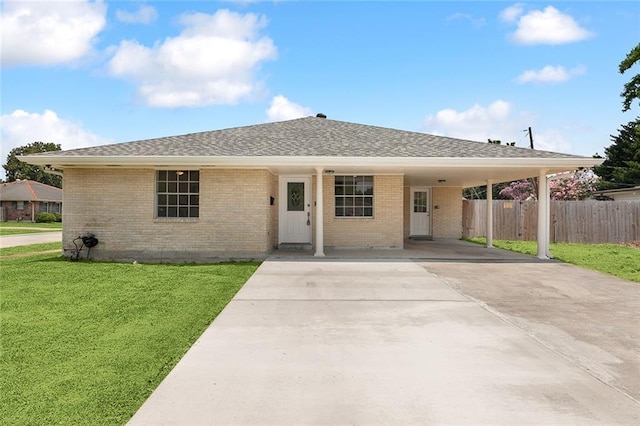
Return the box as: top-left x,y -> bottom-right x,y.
593,185 -> 640,201
0,179 -> 62,222
21,115 -> 601,261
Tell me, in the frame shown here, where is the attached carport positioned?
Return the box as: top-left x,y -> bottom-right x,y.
297,157 -> 601,258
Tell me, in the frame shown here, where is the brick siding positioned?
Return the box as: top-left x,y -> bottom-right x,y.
322,175 -> 404,248
63,168 -> 277,262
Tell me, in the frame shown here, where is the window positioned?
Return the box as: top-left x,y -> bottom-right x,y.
16,201 -> 25,210
156,170 -> 199,218
334,175 -> 373,217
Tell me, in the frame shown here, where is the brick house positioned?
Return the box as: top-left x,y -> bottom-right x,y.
0,179 -> 62,222
21,115 -> 600,261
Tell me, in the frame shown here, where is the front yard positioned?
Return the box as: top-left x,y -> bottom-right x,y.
1,248 -> 259,425
0,222 -> 62,236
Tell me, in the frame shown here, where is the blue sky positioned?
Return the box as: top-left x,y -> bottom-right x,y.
1,0 -> 639,172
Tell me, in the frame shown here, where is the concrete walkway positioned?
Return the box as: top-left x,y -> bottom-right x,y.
0,231 -> 62,248
129,250 -> 640,424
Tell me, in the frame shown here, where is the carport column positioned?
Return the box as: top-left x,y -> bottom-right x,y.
314,167 -> 325,257
537,169 -> 549,259
486,180 -> 493,248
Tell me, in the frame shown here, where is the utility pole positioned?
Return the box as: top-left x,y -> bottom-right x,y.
527,126 -> 534,149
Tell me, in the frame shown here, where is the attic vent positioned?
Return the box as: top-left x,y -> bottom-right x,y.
316,113 -> 327,118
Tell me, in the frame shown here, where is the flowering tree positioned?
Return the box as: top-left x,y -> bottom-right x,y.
498,180 -> 535,200
549,170 -> 599,200
499,170 -> 599,201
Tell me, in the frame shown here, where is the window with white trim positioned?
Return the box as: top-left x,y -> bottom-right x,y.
156,170 -> 199,218
334,175 -> 373,217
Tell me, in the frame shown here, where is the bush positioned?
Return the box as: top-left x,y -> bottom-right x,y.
35,212 -> 56,223
53,213 -> 62,222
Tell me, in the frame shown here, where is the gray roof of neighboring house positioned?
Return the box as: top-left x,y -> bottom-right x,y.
32,116 -> 582,159
0,180 -> 62,202
593,185 -> 640,194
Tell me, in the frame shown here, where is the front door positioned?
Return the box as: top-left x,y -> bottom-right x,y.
410,187 -> 431,237
279,176 -> 312,243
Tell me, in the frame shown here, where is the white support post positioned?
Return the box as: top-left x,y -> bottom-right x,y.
314,167 -> 325,257
545,175 -> 552,258
486,180 -> 493,248
536,170 -> 549,259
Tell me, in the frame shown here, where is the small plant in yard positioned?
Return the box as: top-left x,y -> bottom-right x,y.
1,252 -> 259,425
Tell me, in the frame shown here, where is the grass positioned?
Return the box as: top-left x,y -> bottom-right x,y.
466,237 -> 640,283
0,242 -> 62,257
1,250 -> 260,425
0,227 -> 61,236
0,222 -> 62,235
0,222 -> 62,228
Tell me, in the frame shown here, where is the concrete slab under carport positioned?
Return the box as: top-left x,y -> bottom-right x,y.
128,258 -> 640,425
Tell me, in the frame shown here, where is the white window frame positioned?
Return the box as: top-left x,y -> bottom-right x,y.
334,175 -> 374,218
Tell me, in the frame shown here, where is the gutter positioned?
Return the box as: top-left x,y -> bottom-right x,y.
18,155 -> 604,169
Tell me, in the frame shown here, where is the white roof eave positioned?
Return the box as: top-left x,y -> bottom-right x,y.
18,155 -> 603,170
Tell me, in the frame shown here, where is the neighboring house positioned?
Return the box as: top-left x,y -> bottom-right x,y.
21,115 -> 601,261
0,179 -> 62,222
593,186 -> 640,201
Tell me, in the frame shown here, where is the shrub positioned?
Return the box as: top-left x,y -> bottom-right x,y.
53,213 -> 62,222
35,212 -> 56,223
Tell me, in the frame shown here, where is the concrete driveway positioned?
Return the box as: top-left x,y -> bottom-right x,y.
0,231 -> 62,248
129,243 -> 640,425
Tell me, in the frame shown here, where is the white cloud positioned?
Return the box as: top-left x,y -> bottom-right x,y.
107,9 -> 277,107
502,5 -> 593,45
515,65 -> 586,84
423,100 -> 519,142
423,101 -> 575,153
446,13 -> 486,29
0,109 -> 111,164
116,5 -> 157,24
533,129 -> 573,153
266,96 -> 313,122
0,0 -> 107,67
499,3 -> 524,23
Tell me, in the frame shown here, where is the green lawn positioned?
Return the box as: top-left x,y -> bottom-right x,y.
466,238 -> 640,283
0,242 -> 62,257
0,222 -> 61,235
0,227 -> 61,236
1,251 -> 259,425
0,222 -> 62,228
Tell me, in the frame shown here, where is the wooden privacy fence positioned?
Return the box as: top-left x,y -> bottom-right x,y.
462,200 -> 640,243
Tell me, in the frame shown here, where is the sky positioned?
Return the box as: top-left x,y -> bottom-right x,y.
1,0 -> 639,175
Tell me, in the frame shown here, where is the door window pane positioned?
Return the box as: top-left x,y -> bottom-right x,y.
287,182 -> 304,211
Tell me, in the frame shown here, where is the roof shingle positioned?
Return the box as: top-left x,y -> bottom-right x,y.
35,116 -> 581,159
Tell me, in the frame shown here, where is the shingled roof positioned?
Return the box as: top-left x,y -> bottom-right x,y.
33,116 -> 580,159
0,180 -> 62,202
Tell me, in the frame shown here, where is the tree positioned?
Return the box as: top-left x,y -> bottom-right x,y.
593,118 -> 640,190
3,142 -> 62,188
499,170 -> 599,201
620,42 -> 640,112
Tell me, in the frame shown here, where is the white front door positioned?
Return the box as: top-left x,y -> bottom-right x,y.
410,187 -> 431,236
279,176 -> 312,243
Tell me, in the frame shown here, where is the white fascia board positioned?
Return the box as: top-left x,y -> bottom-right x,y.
18,155 -> 603,169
